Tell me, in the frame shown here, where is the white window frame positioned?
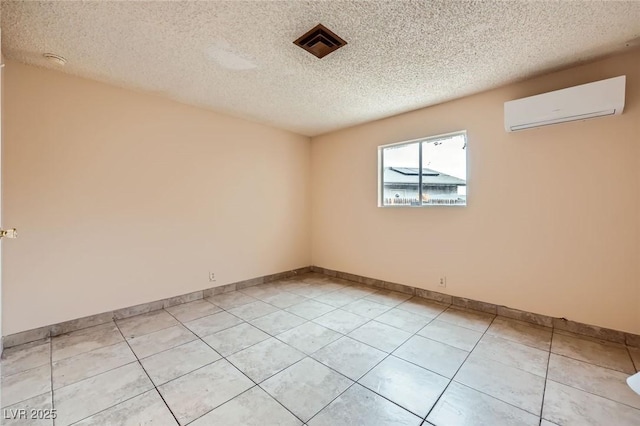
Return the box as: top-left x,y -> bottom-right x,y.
378,130 -> 467,207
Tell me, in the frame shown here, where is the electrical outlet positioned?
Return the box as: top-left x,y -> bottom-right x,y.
209,272 -> 216,282
439,276 -> 447,288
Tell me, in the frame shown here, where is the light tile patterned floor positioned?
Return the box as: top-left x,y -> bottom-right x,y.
2,272 -> 640,425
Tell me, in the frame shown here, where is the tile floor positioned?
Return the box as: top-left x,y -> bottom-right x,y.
2,273 -> 640,425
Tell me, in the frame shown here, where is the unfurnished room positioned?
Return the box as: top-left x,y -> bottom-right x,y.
0,1 -> 639,425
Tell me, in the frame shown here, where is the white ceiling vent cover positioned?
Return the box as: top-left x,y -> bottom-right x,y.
504,75 -> 625,132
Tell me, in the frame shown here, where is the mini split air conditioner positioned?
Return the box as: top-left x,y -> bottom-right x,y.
504,75 -> 626,132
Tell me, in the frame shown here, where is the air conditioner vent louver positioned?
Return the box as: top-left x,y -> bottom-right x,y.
294,24 -> 347,59
504,76 -> 626,132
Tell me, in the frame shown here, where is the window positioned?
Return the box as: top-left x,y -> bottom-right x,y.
379,131 -> 467,207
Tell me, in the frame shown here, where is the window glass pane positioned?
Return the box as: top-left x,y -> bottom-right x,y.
421,134 -> 467,205
382,142 -> 420,206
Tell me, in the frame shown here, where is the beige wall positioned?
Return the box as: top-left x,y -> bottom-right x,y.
2,60 -> 311,335
311,50 -> 640,334
4,50 -> 640,337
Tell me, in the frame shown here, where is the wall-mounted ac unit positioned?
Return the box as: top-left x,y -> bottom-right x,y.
504,75 -> 626,132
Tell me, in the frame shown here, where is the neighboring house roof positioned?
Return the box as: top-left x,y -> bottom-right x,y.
384,167 -> 466,186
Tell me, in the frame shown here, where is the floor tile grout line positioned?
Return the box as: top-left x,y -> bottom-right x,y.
176,297 -> 307,358
628,345 -> 640,372
0,391 -> 52,413
2,352 -> 55,414
427,306 -> 559,374
372,313 -> 435,335
625,344 -> 639,372
142,359 -> 224,390
8,299 -> 455,361
440,333 -> 601,420
154,284 -> 450,422
432,309 -> 496,333
433,312 -> 573,419
452,332 -> 550,378
49,388 -> 104,426
237,281 -> 350,305
163,301 -> 312,424
400,315 -> 549,418
378,306 -> 455,421
0,304 -> 541,421
14,275 -> 640,424
45,297 -> 634,425
547,342 -> 637,375
202,329 -> 272,358
192,337 -> 310,424
47,322 -> 122,357
354,380 -> 432,421
539,330 -> 554,426
0,341 -> 49,371
346,325 -> 439,419
10,276 -> 317,351
411,331 -> 482,354
284,306 -> 339,322
52,338 -> 133,366
484,329 -> 553,353
17,282 -> 620,422
273,332 -> 343,358
36,321 -> 117,349
183,285 -> 416,423
310,300 -> 457,421
4,361 -> 145,417
255,293 -> 408,354
113,320 -> 182,426
187,383 -> 300,425
180,306 -> 265,337
491,315 -> 552,331
1,348 -> 72,380
301,380 -> 357,424
305,300 -> 454,423
64,387 -> 168,426
548,349 -> 635,375
543,377 -> 640,412
449,379 -> 547,420
118,315 -> 182,341
135,335 -> 201,362
255,358 -> 322,424
553,333 -> 640,367
247,308 -> 311,330
394,306 -> 452,324
314,312 -> 401,355
2,332 -> 122,380
422,314 -> 499,423
308,308 -> 458,423
552,327 -> 628,344
50,337 -> 55,426
139,355 -> 220,394
163,307 -> 225,324
181,291 -> 321,352
48,351 -> 178,423
384,316 -> 491,379
8,271 -> 633,349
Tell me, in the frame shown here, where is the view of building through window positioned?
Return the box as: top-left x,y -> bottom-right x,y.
380,132 -> 467,206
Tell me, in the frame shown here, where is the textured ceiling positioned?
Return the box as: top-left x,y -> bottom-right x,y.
2,1 -> 640,136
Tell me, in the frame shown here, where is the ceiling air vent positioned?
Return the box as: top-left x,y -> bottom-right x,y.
293,24 -> 347,59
